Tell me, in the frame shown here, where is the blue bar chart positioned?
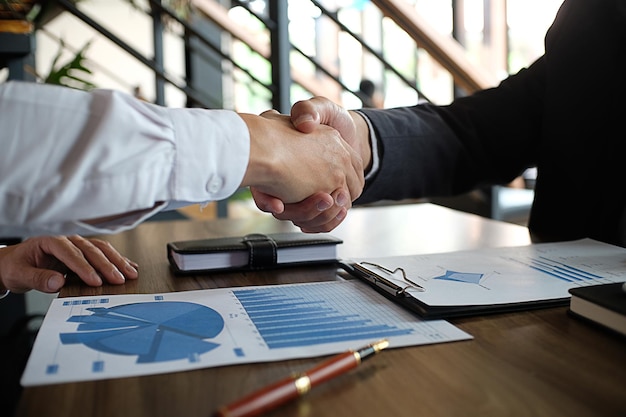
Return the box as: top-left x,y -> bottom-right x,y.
528,256 -> 606,283
234,285 -> 414,349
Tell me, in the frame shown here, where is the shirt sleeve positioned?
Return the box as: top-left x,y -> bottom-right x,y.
353,110 -> 380,181
0,81 -> 250,236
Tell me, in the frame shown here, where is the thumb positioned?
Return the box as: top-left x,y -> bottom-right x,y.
291,97 -> 356,142
250,188 -> 285,214
291,99 -> 320,133
27,268 -> 66,293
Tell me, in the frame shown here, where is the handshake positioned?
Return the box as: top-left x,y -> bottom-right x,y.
239,97 -> 372,233
0,89 -> 372,295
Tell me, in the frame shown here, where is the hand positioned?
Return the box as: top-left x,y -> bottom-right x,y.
291,96 -> 372,170
240,109 -> 364,205
251,189 -> 349,233
0,235 -> 139,294
252,97 -> 372,232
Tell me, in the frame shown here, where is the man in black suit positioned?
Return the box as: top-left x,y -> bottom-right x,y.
256,0 -> 626,246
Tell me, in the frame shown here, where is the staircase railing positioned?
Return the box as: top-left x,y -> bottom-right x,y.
46,0 -> 498,111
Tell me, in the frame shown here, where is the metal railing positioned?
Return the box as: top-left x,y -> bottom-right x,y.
35,0 -> 497,217
47,0 -> 494,112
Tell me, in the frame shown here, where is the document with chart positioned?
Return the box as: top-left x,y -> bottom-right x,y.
346,238 -> 626,318
21,280 -> 471,386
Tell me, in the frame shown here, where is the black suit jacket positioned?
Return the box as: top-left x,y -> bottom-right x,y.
357,0 -> 626,245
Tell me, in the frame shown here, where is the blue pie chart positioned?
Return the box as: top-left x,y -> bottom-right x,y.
59,301 -> 224,363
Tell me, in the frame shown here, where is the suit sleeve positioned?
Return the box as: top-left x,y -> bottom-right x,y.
355,57 -> 546,205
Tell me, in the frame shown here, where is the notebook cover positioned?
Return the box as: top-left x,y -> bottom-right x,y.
569,283 -> 626,315
168,233 -> 342,254
568,282 -> 626,337
167,233 -> 342,274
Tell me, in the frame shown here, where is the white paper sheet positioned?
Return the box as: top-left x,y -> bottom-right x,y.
352,238 -> 626,307
21,280 -> 471,386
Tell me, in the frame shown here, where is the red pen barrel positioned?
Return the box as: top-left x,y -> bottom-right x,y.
214,351 -> 358,417
214,376 -> 303,417
305,351 -> 359,385
213,340 -> 389,417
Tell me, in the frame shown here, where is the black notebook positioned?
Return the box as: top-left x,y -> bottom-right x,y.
568,282 -> 626,337
167,233 -> 342,274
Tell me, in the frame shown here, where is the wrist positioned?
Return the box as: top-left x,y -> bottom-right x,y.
238,113 -> 279,190
350,111 -> 373,172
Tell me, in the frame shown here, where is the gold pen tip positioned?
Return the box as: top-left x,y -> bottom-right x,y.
356,339 -> 390,361
372,339 -> 390,352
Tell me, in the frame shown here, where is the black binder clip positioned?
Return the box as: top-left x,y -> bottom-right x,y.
351,261 -> 425,295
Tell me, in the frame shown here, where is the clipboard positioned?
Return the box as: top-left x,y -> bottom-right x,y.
339,262 -> 568,319
338,238 -> 626,319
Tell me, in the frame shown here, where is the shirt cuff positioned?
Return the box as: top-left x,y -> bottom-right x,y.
166,108 -> 250,203
355,110 -> 380,181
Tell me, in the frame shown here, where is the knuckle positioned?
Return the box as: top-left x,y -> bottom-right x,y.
91,238 -> 112,249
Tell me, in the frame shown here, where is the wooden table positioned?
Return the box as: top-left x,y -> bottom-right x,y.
15,204 -> 626,417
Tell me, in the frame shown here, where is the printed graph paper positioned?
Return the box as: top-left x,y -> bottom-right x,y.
22,280 -> 471,386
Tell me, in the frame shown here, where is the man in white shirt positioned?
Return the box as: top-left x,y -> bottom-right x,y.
0,81 -> 363,237
0,81 -> 365,295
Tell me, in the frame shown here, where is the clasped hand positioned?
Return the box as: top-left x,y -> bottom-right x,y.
250,97 -> 371,233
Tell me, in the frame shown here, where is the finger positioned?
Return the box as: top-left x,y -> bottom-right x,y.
31,269 -> 66,293
127,258 -> 139,270
86,237 -> 139,280
2,269 -> 65,294
299,207 -> 348,233
290,99 -> 321,133
278,205 -> 345,231
282,190 -> 349,231
250,188 -> 285,214
292,97 -> 356,142
270,192 -> 336,222
8,267 -> 66,294
259,109 -> 281,118
331,188 -> 351,209
66,235 -> 129,284
39,236 -> 103,287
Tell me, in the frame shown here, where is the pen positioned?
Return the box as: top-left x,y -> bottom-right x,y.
213,339 -> 390,417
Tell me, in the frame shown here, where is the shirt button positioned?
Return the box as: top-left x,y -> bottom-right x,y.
207,177 -> 223,194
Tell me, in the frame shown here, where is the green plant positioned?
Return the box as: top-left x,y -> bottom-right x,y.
41,39 -> 96,90
34,0 -> 193,90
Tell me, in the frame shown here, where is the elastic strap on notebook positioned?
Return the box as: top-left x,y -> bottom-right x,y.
243,234 -> 278,269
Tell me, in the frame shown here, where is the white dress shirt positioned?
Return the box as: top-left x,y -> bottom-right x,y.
0,81 -> 250,237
